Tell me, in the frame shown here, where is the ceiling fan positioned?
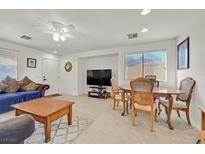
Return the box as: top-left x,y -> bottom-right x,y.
33,11 -> 86,42
50,21 -> 75,42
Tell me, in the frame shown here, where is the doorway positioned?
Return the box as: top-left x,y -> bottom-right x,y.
42,58 -> 60,96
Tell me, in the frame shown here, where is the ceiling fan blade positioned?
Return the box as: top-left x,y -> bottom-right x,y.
66,24 -> 75,31
63,33 -> 74,39
43,31 -> 55,34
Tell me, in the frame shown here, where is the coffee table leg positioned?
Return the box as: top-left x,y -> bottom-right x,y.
15,109 -> 19,116
44,117 -> 51,143
68,106 -> 72,125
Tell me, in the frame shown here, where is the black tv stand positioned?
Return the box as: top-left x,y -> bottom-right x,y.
88,86 -> 109,99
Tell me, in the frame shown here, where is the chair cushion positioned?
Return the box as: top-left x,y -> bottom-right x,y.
134,103 -> 157,111
159,99 -> 187,108
114,93 -> 129,101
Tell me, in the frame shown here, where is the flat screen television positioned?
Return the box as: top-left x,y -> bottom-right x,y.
87,69 -> 112,86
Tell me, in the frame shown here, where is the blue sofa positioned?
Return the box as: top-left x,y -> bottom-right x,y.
0,91 -> 42,113
0,77 -> 49,113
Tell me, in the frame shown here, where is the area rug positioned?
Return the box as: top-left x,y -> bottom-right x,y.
25,115 -> 93,144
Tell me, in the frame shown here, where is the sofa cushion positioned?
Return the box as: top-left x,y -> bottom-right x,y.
0,92 -> 24,112
16,91 -> 42,101
0,90 -> 41,113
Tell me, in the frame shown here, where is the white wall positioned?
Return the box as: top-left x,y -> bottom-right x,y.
177,21 -> 205,129
78,58 -> 85,95
0,40 -> 59,83
60,39 -> 177,96
78,54 -> 118,94
60,55 -> 78,95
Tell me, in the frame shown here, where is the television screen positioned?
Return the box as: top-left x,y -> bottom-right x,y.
87,69 -> 112,86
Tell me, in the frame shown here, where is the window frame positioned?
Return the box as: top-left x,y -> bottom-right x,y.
124,49 -> 167,82
0,47 -> 19,80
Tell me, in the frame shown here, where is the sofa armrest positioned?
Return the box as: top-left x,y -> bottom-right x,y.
0,114 -> 35,144
37,84 -> 49,96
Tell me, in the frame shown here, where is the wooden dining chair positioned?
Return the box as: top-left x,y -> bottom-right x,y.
130,78 -> 157,132
158,77 -> 196,125
110,78 -> 129,110
145,75 -> 159,87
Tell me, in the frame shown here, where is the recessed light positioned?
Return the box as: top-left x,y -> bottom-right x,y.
141,28 -> 148,33
53,51 -> 58,54
140,9 -> 151,15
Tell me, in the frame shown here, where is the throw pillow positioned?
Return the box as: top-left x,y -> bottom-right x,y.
21,82 -> 39,91
3,76 -> 12,83
3,78 -> 20,93
0,82 -> 8,92
18,76 -> 33,90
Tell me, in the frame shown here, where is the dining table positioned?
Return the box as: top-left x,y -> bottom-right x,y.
119,84 -> 184,130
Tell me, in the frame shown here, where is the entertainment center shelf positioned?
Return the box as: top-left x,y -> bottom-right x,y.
89,86 -> 106,90
88,86 -> 110,99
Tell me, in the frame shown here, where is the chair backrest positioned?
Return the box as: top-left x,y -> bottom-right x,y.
176,77 -> 196,104
130,78 -> 154,106
110,78 -> 118,94
145,75 -> 159,87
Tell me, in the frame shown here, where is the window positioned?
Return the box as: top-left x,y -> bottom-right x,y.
0,49 -> 18,81
125,50 -> 167,81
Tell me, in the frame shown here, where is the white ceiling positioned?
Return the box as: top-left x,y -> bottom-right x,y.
0,9 -> 204,55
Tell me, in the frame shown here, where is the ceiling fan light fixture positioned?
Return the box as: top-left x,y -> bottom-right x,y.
53,33 -> 60,41
60,35 -> 67,41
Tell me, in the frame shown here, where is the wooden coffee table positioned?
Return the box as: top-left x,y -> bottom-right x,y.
12,98 -> 74,143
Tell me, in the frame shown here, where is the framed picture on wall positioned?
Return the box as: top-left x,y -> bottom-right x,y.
177,37 -> 190,70
27,58 -> 36,68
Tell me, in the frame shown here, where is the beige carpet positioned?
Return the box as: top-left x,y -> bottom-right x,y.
0,94 -> 200,144
25,115 -> 93,144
